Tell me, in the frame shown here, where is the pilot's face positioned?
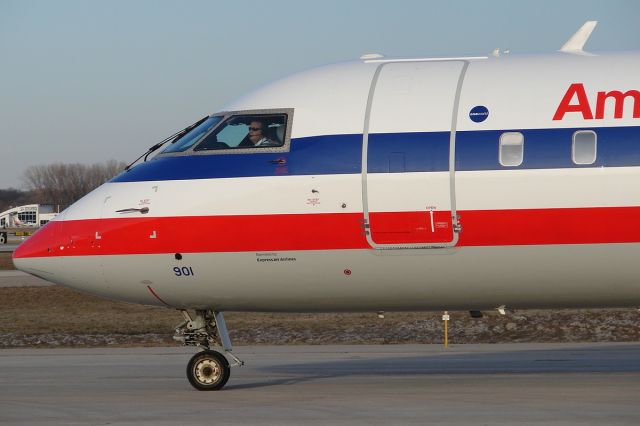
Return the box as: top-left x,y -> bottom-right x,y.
248,121 -> 264,144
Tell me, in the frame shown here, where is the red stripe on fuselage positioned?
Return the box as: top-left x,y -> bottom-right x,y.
13,207 -> 640,258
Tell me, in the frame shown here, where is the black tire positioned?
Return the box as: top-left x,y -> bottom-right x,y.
186,350 -> 230,391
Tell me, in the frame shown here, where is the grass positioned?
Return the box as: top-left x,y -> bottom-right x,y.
0,252 -> 14,270
1,285 -> 638,348
2,251 -> 638,348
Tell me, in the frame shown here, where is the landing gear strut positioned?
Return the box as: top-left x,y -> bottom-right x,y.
174,310 -> 243,391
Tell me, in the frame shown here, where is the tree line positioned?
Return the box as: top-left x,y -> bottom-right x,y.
0,160 -> 126,212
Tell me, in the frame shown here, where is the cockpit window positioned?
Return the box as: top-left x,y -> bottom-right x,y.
162,116 -> 223,153
194,114 -> 288,151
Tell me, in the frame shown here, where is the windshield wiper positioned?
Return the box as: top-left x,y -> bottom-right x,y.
124,116 -> 209,171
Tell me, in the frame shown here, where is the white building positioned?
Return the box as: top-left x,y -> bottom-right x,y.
0,204 -> 58,228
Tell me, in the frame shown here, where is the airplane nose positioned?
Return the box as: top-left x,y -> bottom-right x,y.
12,214 -> 67,284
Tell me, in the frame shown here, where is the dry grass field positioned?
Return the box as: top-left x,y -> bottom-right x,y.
2,252 -> 639,348
0,252 -> 14,270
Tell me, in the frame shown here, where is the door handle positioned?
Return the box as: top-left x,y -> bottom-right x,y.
429,208 -> 435,233
269,158 -> 287,165
116,207 -> 150,214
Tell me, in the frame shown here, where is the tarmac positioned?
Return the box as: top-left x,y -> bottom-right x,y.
1,343 -> 639,425
1,240 -> 639,424
0,269 -> 52,287
0,243 -> 19,253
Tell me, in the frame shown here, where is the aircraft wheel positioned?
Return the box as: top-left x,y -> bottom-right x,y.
186,350 -> 230,391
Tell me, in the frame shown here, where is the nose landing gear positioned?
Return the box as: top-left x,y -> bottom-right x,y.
174,310 -> 244,391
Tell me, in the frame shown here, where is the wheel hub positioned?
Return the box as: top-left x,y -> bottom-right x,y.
194,358 -> 221,384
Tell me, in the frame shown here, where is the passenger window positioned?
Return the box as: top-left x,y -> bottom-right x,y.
499,132 -> 524,167
572,130 -> 597,165
195,114 -> 288,151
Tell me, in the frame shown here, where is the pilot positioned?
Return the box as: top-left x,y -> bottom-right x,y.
245,120 -> 279,147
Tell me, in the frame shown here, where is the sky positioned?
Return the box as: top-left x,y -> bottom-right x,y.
1,0 -> 638,189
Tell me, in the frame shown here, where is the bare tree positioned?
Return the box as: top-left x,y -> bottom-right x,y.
0,188 -> 30,212
22,160 -> 126,207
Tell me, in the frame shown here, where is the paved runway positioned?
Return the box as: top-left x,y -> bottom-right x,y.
0,244 -> 19,253
1,343 -> 639,425
0,270 -> 52,287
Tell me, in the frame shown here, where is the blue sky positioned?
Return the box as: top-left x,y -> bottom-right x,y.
1,0 -> 638,189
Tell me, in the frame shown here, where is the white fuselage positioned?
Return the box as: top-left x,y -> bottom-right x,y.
13,52 -> 640,312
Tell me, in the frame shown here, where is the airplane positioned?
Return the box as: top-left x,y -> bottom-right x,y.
12,21 -> 640,390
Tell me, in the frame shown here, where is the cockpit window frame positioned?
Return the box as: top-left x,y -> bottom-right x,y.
158,108 -> 294,157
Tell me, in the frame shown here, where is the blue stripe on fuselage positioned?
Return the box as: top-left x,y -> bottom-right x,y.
112,126 -> 640,182
457,126 -> 640,170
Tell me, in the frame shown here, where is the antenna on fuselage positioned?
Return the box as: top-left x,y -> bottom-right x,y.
559,21 -> 598,55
